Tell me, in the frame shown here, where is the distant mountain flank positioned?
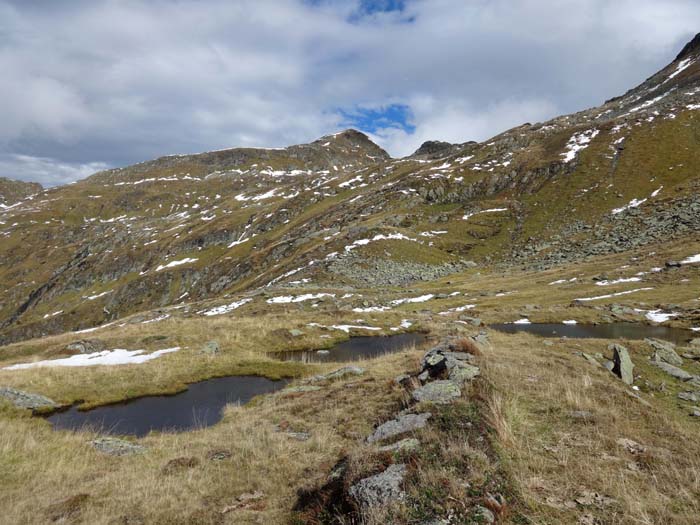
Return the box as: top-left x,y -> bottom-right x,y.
0,177 -> 42,208
0,33 -> 699,344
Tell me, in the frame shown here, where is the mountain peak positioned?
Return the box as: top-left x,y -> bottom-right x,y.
314,129 -> 391,159
675,32 -> 700,62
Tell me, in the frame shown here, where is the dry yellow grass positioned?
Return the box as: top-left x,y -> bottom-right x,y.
0,346 -> 426,524
483,330 -> 700,524
1,235 -> 699,523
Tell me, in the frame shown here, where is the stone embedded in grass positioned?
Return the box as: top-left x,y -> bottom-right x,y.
324,366 -> 365,381
206,449 -> 232,461
569,410 -> 596,423
412,380 -> 461,404
646,338 -> 683,366
678,391 -> 700,403
285,431 -> 311,441
65,339 -> 105,354
202,340 -> 220,355
367,413 -> 432,443
610,343 -> 634,384
651,361 -> 694,381
348,464 -> 407,509
91,437 -> 146,456
377,438 -> 420,453
0,386 -> 57,410
473,505 -> 495,523
574,490 -> 617,507
579,352 -> 601,367
616,437 -> 646,454
307,366 -> 365,383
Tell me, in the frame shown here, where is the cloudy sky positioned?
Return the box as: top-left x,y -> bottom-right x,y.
0,0 -> 698,186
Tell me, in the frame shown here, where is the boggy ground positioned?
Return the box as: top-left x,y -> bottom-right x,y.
1,238 -> 699,524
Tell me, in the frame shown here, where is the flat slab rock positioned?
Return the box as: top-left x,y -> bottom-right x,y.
349,464 -> 407,508
378,438 -> 420,453
308,366 -> 365,383
367,413 -> 431,443
412,380 -> 461,404
0,386 -> 57,410
651,361 -> 694,381
91,437 -> 146,456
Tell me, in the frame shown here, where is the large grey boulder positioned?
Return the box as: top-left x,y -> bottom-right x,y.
610,344 -> 634,384
646,338 -> 683,366
91,437 -> 146,456
367,413 -> 431,443
412,380 -> 461,404
349,464 -> 407,508
0,387 -> 57,410
651,361 -> 694,381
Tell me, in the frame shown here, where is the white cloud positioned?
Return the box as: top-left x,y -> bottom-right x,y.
0,154 -> 110,187
0,0 -> 698,185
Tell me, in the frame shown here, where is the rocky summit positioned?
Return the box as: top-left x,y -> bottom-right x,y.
2,31 -> 700,525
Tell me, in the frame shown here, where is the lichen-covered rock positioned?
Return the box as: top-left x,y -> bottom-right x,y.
448,363 -> 480,384
610,343 -> 634,384
412,380 -> 461,404
0,387 -> 57,410
678,391 -> 700,403
91,437 -> 146,456
377,438 -> 420,453
651,361 -> 694,381
647,338 -> 683,366
202,340 -> 220,355
367,413 -> 432,443
349,464 -> 407,508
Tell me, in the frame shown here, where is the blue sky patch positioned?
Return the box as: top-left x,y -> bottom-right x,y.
337,103 -> 415,134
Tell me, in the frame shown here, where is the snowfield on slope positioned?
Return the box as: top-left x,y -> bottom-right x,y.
4,347 -> 182,370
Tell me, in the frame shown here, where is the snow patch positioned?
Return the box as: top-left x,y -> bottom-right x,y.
575,287 -> 654,302
155,257 -> 198,272
200,298 -> 252,316
561,129 -> 599,163
266,293 -> 335,304
4,347 -> 181,370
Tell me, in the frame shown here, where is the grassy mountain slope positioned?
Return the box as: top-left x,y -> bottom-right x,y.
2,33 -> 700,524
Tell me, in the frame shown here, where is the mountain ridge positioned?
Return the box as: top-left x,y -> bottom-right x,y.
0,34 -> 699,344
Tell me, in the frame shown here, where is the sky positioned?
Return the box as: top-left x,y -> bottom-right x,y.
0,0 -> 698,186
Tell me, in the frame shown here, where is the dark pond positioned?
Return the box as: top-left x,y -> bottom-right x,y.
490,323 -> 695,345
46,375 -> 289,437
273,332 -> 429,363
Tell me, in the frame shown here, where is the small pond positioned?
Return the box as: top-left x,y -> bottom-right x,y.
273,332 -> 429,363
46,375 -> 289,437
490,323 -> 695,345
